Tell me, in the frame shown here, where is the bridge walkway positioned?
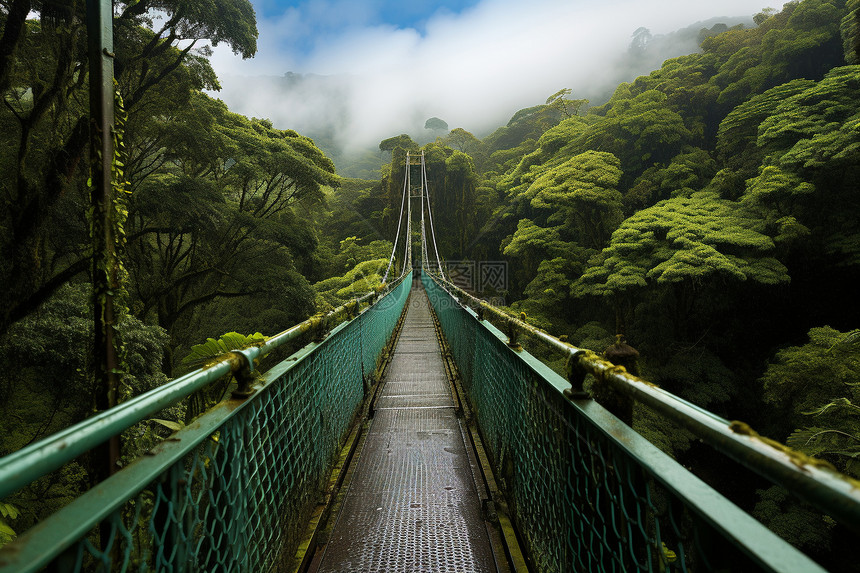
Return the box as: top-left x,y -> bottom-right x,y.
314,279 -> 498,572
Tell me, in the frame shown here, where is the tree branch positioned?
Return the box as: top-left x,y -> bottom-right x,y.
2,257 -> 90,337
175,289 -> 263,318
0,0 -> 31,92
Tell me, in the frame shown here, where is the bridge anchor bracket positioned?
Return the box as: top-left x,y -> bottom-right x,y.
563,350 -> 591,400
229,349 -> 258,399
505,318 -> 521,350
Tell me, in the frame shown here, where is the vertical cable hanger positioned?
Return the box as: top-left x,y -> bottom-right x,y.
382,150 -> 411,283
421,153 -> 446,281
404,152 -> 412,272
420,153 -> 428,271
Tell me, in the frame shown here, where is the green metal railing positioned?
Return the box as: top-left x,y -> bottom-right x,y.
422,271 -> 859,573
0,273 -> 411,572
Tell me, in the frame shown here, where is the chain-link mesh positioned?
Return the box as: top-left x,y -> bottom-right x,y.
422,274 -> 819,573
17,278 -> 411,573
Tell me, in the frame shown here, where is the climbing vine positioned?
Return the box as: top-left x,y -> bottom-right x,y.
88,80 -> 131,404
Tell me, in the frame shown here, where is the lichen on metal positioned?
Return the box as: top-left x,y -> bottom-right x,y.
424,272 -> 860,534
0,274 -> 412,572
421,271 -> 836,573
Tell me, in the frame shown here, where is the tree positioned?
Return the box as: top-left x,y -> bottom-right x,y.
126,99 -> 338,371
545,88 -> 589,119
503,219 -> 578,289
581,88 -> 693,180
379,133 -> 418,154
748,66 -> 860,267
0,283 -> 169,534
843,0 -> 860,64
444,127 -> 481,155
0,0 -> 258,339
715,79 -> 815,179
574,191 -> 788,338
754,326 -> 860,562
424,117 -> 448,132
761,327 -> 860,447
626,147 -> 718,211
629,27 -> 652,53
528,151 -> 624,250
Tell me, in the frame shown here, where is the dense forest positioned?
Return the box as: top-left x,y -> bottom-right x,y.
1,0 -> 859,569
308,0 -> 860,566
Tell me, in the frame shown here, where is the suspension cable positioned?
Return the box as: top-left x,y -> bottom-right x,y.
421,153 -> 446,280
420,152 -> 428,270
404,152 -> 412,273
382,151 -> 411,283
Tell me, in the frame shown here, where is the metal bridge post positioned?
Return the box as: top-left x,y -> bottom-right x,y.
86,0 -> 119,478
563,350 -> 590,400
85,1 -> 124,565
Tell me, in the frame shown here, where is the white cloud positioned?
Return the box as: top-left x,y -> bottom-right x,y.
208,0 -> 775,151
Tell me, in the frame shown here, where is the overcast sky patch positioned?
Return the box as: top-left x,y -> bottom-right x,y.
208,0 -> 774,151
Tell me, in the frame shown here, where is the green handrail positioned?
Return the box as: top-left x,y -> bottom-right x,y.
422,271 -> 855,572
0,272 -> 411,572
425,271 -> 860,530
0,283 -> 389,501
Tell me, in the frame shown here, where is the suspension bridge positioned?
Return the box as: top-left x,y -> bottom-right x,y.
1,149 -> 859,573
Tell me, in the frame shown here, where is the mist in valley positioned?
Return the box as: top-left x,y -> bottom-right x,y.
208,0 -> 767,175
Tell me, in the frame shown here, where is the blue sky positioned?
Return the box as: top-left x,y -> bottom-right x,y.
208,0 -> 775,150
252,0 -> 482,33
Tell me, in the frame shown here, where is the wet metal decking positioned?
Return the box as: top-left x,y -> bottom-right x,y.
316,281 -> 496,573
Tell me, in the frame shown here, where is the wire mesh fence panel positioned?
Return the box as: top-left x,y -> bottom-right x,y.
422,273 -> 823,573
1,278 -> 410,573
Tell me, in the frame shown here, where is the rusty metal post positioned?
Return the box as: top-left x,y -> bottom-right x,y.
87,0 -> 119,480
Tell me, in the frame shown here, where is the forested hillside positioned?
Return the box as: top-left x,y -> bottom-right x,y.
316,0 -> 860,566
0,0 -> 352,542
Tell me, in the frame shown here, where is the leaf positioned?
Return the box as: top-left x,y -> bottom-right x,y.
150,419 -> 184,432
181,332 -> 268,367
802,397 -> 860,417
0,520 -> 15,537
827,329 -> 860,353
0,503 -> 19,520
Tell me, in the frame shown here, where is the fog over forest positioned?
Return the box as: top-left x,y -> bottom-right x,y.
208,0 -> 766,153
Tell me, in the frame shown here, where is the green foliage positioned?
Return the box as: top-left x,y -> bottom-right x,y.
648,348 -> 736,408
575,192 -> 788,299
504,220 -> 570,260
757,66 -> 860,169
424,117 -> 448,131
528,150 -> 623,250
715,79 -> 814,174
379,133 -> 418,153
753,486 -> 835,551
627,147 -> 718,209
706,0 -> 844,109
181,331 -> 267,368
762,327 -> 860,477
545,88 -> 589,118
511,257 -> 580,330
312,236 -> 390,308
583,88 -> 693,178
843,0 -> 860,64
0,502 -> 20,546
314,258 -> 387,309
123,90 -> 337,371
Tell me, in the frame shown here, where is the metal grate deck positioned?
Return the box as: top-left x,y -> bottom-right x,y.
316,282 -> 496,572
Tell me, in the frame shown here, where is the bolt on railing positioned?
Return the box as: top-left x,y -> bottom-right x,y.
0,275 -> 407,502
0,272 -> 412,572
423,271 -> 860,534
